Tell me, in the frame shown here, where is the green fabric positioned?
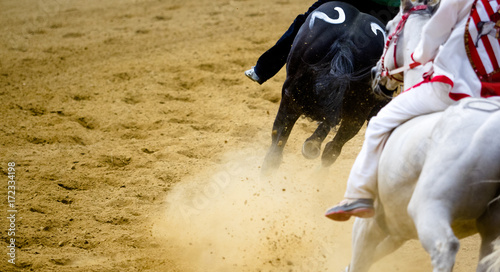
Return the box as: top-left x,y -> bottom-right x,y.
371,0 -> 400,7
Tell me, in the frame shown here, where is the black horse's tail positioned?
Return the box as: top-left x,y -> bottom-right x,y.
311,39 -> 371,122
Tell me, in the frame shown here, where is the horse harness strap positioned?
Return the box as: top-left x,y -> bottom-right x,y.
381,5 -> 428,81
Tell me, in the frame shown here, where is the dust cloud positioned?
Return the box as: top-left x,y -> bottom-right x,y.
153,147 -> 354,272
152,143 -> 481,272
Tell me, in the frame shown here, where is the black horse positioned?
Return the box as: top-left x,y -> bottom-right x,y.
262,1 -> 392,174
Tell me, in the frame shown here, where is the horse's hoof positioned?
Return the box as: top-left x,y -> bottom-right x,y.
261,155 -> 281,177
302,140 -> 321,159
321,157 -> 336,168
260,163 -> 278,177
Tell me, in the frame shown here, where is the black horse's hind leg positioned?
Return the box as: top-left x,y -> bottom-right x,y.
302,122 -> 331,159
321,88 -> 383,167
321,114 -> 365,167
262,97 -> 300,175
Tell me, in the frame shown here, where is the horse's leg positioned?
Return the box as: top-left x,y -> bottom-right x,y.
321,118 -> 361,167
409,201 -> 459,272
302,122 -> 331,159
350,218 -> 384,272
476,196 -> 500,272
261,96 -> 300,175
321,88 -> 378,167
349,217 -> 403,272
372,235 -> 405,263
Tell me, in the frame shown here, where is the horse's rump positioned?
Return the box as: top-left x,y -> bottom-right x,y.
262,1 -> 391,172
290,1 -> 385,68
285,1 -> 386,119
378,97 -> 500,235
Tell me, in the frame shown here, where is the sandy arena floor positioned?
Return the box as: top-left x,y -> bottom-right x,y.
0,0 -> 479,271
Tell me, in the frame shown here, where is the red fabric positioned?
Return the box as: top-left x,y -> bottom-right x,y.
465,0 -> 500,97
470,0 -> 500,73
480,57 -> 500,98
403,75 -> 454,93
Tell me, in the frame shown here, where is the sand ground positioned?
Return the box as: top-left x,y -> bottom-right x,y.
0,0 -> 479,271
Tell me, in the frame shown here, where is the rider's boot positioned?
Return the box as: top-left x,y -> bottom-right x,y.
325,198 -> 375,221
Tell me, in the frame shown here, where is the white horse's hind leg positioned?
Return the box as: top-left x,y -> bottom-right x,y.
372,235 -> 405,262
349,218 -> 385,272
349,217 -> 403,272
477,198 -> 500,272
409,204 -> 459,272
478,238 -> 500,272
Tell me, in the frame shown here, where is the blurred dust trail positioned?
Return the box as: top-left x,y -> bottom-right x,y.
151,146 -> 478,272
152,147 -> 354,272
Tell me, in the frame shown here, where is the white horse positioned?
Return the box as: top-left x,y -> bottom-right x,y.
347,1 -> 500,271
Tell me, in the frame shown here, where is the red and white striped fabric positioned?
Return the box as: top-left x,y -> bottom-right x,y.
465,0 -> 500,97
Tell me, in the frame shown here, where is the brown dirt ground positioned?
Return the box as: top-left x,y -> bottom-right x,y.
0,0 -> 480,271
